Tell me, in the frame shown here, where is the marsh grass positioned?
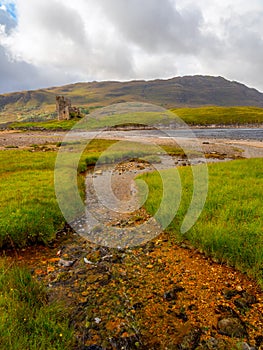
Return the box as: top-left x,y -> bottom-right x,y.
0,260 -> 75,350
138,159 -> 263,284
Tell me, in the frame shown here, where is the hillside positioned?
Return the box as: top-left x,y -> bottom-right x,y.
1,75 -> 263,125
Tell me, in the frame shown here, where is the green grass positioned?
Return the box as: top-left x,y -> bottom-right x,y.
10,119 -> 78,130
0,139 -> 185,248
171,106 -> 263,125
0,260 -> 75,349
9,106 -> 263,130
0,150 -> 85,248
9,111 -> 173,130
138,158 -> 263,284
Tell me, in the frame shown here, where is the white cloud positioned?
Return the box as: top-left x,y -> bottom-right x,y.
0,0 -> 263,93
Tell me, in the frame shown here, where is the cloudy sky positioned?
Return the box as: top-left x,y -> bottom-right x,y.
0,0 -> 263,93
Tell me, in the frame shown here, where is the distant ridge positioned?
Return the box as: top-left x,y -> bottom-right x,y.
1,75 -> 263,124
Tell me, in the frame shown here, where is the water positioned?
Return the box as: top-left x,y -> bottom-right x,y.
70,127 -> 263,141
124,128 -> 263,141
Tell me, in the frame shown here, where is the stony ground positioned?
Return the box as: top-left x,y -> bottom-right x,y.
5,223 -> 263,349
2,130 -> 263,349
0,129 -> 262,159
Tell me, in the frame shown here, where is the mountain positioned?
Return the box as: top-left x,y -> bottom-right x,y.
1,75 -> 263,124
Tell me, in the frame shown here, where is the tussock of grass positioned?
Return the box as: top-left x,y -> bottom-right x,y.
0,261 -> 75,349
138,159 -> 263,284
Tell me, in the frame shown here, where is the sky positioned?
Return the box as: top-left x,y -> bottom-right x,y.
0,0 -> 263,93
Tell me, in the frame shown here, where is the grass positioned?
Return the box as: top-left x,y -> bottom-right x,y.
10,119 -> 78,130
9,106 -> 263,130
171,106 -> 263,125
0,139 -> 184,248
137,158 -> 263,284
9,111 -> 172,130
0,150 -> 85,248
0,260 -> 75,349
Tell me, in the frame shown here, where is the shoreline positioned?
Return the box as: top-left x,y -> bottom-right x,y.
0,128 -> 262,159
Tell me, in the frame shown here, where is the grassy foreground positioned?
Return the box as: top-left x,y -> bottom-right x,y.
0,141 -> 115,248
0,261 -> 75,349
0,151 -> 64,247
138,158 -> 263,284
0,139 -> 184,349
0,139 -> 184,248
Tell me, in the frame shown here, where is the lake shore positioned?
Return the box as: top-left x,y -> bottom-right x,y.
0,129 -> 263,159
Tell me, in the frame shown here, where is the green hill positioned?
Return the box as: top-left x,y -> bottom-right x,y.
1,75 -> 263,126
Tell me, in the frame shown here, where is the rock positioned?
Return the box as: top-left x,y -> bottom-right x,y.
109,334 -> 140,350
217,317 -> 247,338
83,346 -> 103,350
164,285 -> 185,301
94,317 -> 101,324
222,289 -> 239,300
239,342 -> 256,350
101,253 -> 122,263
84,257 -> 94,265
196,337 -> 230,349
58,259 -> 75,267
241,291 -> 258,305
234,292 -> 257,313
176,327 -> 202,349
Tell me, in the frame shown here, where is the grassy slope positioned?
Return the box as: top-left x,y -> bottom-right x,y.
138,158 -> 263,284
9,106 -> 263,130
2,76 -> 263,126
171,106 -> 263,125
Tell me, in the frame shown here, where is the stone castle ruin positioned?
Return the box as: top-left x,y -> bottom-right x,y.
56,96 -> 81,120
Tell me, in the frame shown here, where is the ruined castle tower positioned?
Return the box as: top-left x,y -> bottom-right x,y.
56,96 -> 71,120
56,96 -> 82,120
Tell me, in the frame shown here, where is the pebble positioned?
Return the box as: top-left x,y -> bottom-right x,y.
58,259 -> 75,267
84,257 -> 94,264
94,317 -> 101,324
